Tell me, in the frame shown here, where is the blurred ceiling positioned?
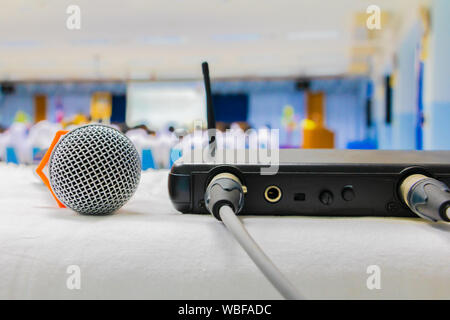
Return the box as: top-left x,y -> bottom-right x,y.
0,0 -> 427,80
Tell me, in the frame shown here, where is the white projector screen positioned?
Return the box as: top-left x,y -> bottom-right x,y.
126,82 -> 206,130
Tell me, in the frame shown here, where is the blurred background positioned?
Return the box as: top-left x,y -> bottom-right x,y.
0,0 -> 449,169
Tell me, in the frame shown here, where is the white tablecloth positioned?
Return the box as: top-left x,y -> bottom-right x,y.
0,164 -> 449,299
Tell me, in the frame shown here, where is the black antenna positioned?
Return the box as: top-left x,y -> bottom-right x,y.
202,62 -> 216,153
202,62 -> 216,131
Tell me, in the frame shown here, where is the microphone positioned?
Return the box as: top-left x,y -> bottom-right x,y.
36,124 -> 141,215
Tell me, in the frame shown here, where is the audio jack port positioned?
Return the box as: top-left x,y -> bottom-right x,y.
264,186 -> 282,203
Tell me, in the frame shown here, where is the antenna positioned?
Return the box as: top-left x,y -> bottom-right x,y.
202,62 -> 216,152
202,62 -> 216,131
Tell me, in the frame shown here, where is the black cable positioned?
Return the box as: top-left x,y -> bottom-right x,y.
204,173 -> 303,300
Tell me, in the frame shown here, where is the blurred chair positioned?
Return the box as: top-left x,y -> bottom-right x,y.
0,133 -> 5,161
248,126 -> 276,149
346,139 -> 377,150
155,132 -> 178,168
2,123 -> 28,164
25,121 -> 62,163
142,149 -> 156,170
225,124 -> 246,149
126,128 -> 158,170
168,148 -> 182,167
6,147 -> 19,164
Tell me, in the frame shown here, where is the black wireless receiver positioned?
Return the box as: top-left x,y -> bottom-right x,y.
169,62 -> 450,222
168,62 -> 450,300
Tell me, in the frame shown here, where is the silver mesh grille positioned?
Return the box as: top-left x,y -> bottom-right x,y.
49,124 -> 141,215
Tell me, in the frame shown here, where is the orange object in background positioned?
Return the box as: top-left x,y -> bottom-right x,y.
34,94 -> 47,123
302,92 -> 334,149
91,92 -> 112,123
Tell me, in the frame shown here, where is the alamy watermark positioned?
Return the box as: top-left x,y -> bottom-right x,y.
366,265 -> 381,290
366,5 -> 381,30
171,120 -> 280,175
66,265 -> 81,290
66,5 -> 81,30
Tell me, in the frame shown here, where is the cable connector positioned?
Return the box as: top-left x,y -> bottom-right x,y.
204,173 -> 245,220
203,172 -> 303,299
400,174 -> 450,222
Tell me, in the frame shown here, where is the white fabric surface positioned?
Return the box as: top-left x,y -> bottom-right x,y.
0,163 -> 449,299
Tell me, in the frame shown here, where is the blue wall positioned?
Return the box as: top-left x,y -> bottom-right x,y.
213,78 -> 367,148
249,91 -> 304,147
373,22 -> 421,150
1,79 -> 368,149
0,83 -> 126,127
423,0 -> 450,149
392,22 -> 421,150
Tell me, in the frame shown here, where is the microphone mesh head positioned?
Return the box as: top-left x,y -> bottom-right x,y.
49,124 -> 141,215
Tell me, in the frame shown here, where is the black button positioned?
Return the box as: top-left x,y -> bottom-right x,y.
319,190 -> 333,205
342,186 -> 355,201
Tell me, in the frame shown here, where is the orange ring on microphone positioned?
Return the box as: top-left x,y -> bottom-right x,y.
36,130 -> 69,208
